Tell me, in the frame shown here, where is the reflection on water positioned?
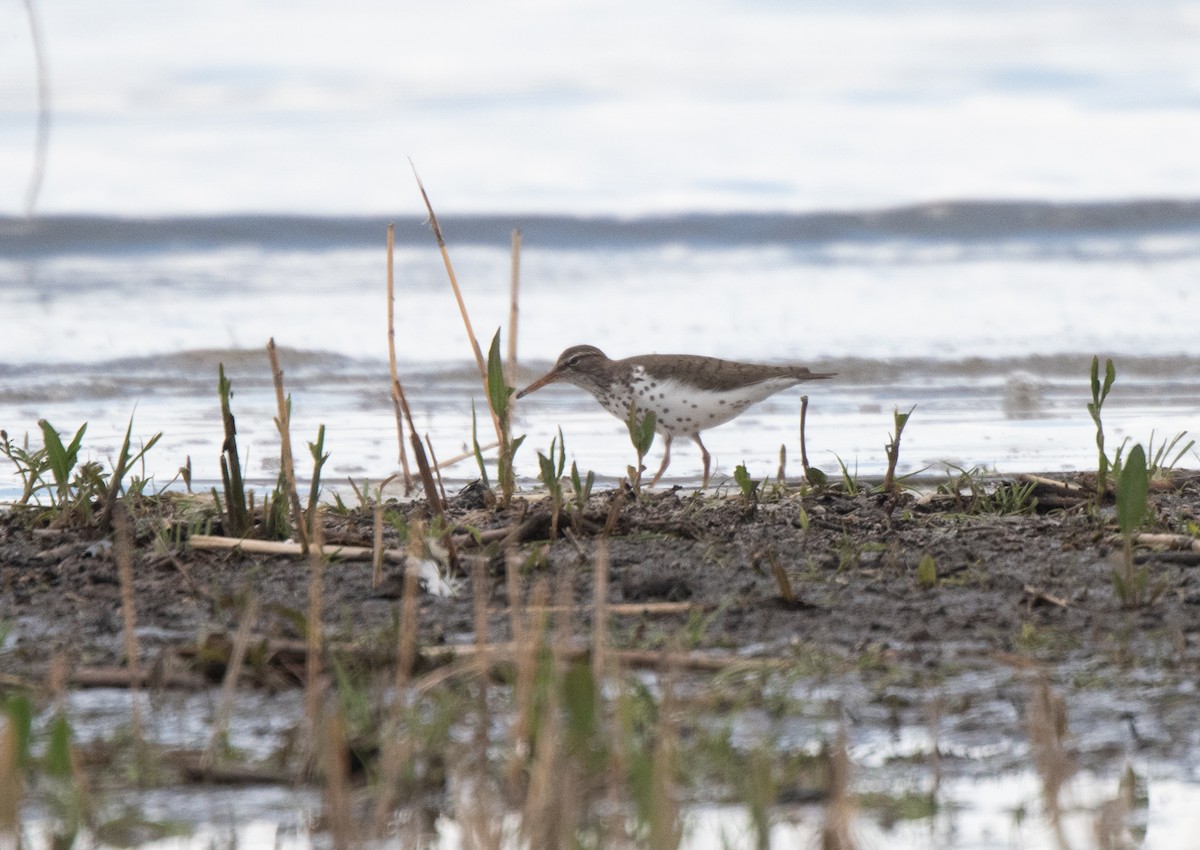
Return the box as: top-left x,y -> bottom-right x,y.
15,668 -> 1200,850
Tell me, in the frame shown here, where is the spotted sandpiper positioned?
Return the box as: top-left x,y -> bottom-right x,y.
516,345 -> 834,487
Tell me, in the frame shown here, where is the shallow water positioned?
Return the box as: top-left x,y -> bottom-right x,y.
17,669 -> 1200,850
3,215 -> 1199,501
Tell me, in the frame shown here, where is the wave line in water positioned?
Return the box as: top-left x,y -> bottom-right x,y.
4,198 -> 1200,255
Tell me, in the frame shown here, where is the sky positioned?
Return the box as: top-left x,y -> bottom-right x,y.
1,0 -> 1199,216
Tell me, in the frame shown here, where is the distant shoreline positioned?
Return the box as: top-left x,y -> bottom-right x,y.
4,197 -> 1200,255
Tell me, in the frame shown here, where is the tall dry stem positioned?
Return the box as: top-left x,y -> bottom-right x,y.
410,162 -> 504,444
114,503 -> 144,755
305,512 -> 327,733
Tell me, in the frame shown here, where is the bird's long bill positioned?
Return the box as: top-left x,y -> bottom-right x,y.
515,369 -> 562,399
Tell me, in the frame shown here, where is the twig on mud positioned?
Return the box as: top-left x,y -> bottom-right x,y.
1118,532 -> 1200,551
1019,473 -> 1086,497
67,666 -> 206,690
1022,584 -> 1070,609
189,534 -> 405,562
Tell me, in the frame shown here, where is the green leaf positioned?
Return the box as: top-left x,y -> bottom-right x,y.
470,401 -> 490,489
733,463 -> 757,499
1117,444 -> 1149,535
805,466 -> 828,487
486,329 -> 510,421
4,694 -> 33,771
44,711 -> 74,778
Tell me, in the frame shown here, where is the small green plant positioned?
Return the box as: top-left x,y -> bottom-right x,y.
733,463 -> 760,508
306,424 -> 330,537
96,413 -> 163,530
939,465 -> 1038,515
568,461 -> 595,534
830,453 -> 860,496
625,403 -> 656,494
537,428 -> 567,540
486,329 -> 525,507
39,419 -> 87,516
917,553 -> 938,588
469,400 -> 491,491
1088,356 -> 1117,499
883,405 -> 916,496
1112,443 -> 1166,608
1146,429 -> 1194,479
216,364 -> 251,537
1,429 -> 52,504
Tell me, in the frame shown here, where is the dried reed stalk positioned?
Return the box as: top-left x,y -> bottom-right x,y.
410,162 -> 503,444
520,572 -> 576,847
203,593 -> 260,771
372,501 -> 384,588
305,512 -> 327,733
820,728 -> 858,850
397,517 -> 424,691
424,433 -> 449,506
113,503 -> 144,747
322,708 -> 354,849
368,523 -> 424,838
592,538 -> 610,680
506,229 -> 522,385
267,338 -> 310,553
385,223 -> 415,493
0,717 -> 20,836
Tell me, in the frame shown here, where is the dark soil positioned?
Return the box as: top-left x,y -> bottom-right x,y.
3,473 -> 1199,682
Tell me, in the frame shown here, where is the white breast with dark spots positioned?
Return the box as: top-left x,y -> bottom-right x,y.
597,366 -> 802,437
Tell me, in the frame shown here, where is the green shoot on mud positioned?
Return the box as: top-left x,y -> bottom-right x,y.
469,400 -> 491,492
96,413 -> 163,530
1146,429 -> 1194,479
306,424 -> 330,538
39,420 -> 86,516
3,417 -> 159,527
733,463 -> 761,508
799,395 -> 828,487
883,405 -> 916,497
625,403 -> 656,494
537,428 -> 567,540
831,453 -> 860,496
216,364 -> 251,537
1088,356 -> 1117,499
486,329 -> 525,507
1113,443 -> 1166,608
1,429 -> 52,505
568,461 -> 595,534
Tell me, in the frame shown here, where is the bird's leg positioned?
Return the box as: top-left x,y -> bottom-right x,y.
648,434 -> 673,486
691,433 -> 712,488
